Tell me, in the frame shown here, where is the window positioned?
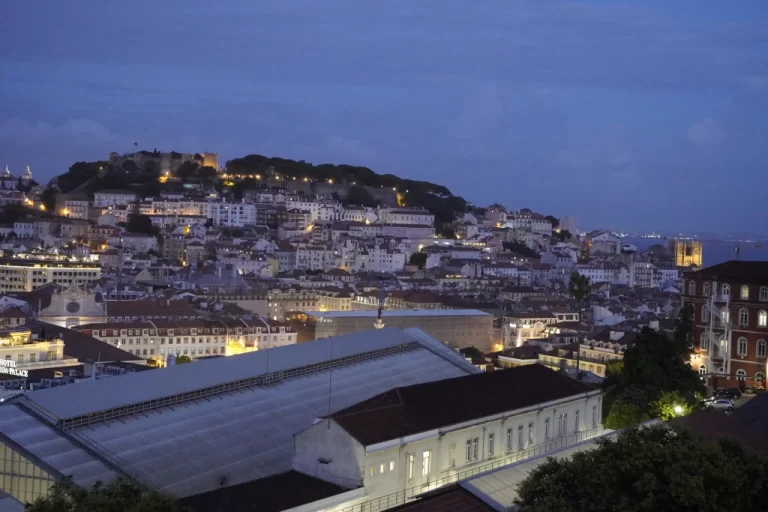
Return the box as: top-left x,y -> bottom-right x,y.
760,311 -> 768,327
557,414 -> 564,436
739,308 -> 749,327
756,372 -> 765,383
700,332 -> 710,351
421,450 -> 431,477
736,369 -> 747,381
702,305 -> 710,322
545,418 -> 550,440
488,432 -> 495,456
721,308 -> 730,325
517,425 -> 524,449
688,281 -> 696,295
448,444 -> 455,468
407,454 -> 414,480
528,422 -> 534,444
592,406 -> 597,427
390,460 -> 395,471
723,284 -> 731,298
29,354 -> 35,363
703,282 -> 710,297
506,428 -> 513,452
379,463 -> 385,474
574,410 -> 580,432
699,365 -> 707,375
738,337 -> 748,356
466,438 -> 479,462
759,340 -> 767,358
369,466 -> 375,477
761,287 -> 768,302
741,285 -> 750,300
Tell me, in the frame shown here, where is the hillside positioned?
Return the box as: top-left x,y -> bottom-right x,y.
52,153 -> 471,225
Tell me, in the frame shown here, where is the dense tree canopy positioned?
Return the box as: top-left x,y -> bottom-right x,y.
501,242 -> 539,258
409,252 -> 427,268
343,186 -> 378,208
40,188 -> 57,213
57,161 -> 107,193
26,477 -> 189,512
126,214 -> 156,236
515,425 -> 768,512
568,272 -> 591,304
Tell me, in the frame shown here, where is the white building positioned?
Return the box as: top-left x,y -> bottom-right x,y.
377,207 -> 435,227
293,364 -> 602,504
558,216 -> 578,234
205,202 -> 256,227
0,258 -> 101,292
62,199 -> 90,220
503,209 -> 552,236
629,262 -> 660,288
93,190 -> 137,208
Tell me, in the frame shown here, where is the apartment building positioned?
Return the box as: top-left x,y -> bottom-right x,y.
0,259 -> 101,292
206,202 -> 256,227
75,317 -> 297,361
377,207 -> 435,226
93,190 -> 137,208
293,365 -> 602,502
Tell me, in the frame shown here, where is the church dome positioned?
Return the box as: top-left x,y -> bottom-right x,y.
22,165 -> 32,179
1,165 -> 11,178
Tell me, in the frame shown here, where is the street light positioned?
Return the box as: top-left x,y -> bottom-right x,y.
673,405 -> 683,416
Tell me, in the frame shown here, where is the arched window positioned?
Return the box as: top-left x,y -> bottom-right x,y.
756,372 -> 765,383
699,365 -> 707,375
760,310 -> 767,328
758,340 -> 767,358
700,332 -> 710,351
736,369 -> 747,380
701,305 -> 710,322
703,282 -> 711,297
738,337 -> 748,356
761,287 -> 768,302
721,308 -> 730,326
722,284 -> 731,298
688,281 -> 696,296
739,308 -> 749,327
741,285 -> 750,300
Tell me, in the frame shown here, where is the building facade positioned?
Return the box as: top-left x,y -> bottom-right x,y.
0,259 -> 101,292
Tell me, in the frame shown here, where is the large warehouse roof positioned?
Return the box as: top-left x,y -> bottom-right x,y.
0,327 -> 477,498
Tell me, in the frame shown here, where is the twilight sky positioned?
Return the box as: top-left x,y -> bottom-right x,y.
2,0 -> 767,233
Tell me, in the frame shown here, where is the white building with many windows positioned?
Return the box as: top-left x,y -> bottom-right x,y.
293,364 -> 602,504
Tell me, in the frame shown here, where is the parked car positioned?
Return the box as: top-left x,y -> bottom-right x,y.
714,388 -> 741,400
705,398 -> 735,412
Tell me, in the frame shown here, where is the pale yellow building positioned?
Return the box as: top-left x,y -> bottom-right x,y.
0,258 -> 101,292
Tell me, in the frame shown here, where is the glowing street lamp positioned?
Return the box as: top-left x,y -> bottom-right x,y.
673,405 -> 683,416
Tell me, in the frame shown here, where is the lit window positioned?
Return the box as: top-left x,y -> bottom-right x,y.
699,365 -> 706,375
723,284 -> 731,298
389,460 -> 395,471
700,333 -> 710,351
448,444 -> 455,468
379,463 -> 384,474
407,454 -> 414,480
421,450 -> 431,477
760,311 -> 767,327
741,285 -> 750,300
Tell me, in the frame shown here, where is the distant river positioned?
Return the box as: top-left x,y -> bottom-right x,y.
620,237 -> 768,267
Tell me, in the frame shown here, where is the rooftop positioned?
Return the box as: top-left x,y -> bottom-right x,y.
303,309 -> 490,318
331,364 -> 598,446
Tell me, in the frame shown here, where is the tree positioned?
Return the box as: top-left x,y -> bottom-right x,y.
674,302 -> 694,351
545,215 -> 559,228
568,272 -> 590,305
604,402 -> 649,429
344,186 -> 378,208
126,214 -> 156,236
175,161 -> 200,178
515,425 -> 768,512
409,252 -> 427,269
649,390 -> 694,421
554,229 -> 572,242
1,203 -> 32,224
26,476 -> 190,512
175,355 -> 193,365
41,187 -> 57,213
441,227 -> 457,239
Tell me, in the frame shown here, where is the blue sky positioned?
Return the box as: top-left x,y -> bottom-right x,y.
2,0 -> 767,233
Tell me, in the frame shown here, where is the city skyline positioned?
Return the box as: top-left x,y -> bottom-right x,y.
2,0 -> 768,232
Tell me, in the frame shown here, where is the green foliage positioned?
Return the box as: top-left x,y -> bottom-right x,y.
603,402 -> 650,430
175,355 -> 193,365
25,476 -> 189,512
1,203 -> 33,224
568,272 -> 591,304
343,186 -> 378,207
674,302 -> 694,350
409,252 -> 427,268
650,390 -> 694,421
175,161 -> 200,178
126,214 -> 156,236
605,359 -> 624,377
41,188 -> 57,212
57,161 -> 107,193
515,425 -> 768,512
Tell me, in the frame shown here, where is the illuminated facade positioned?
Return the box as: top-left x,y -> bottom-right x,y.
670,239 -> 703,268
0,327 -> 78,372
0,259 -> 101,292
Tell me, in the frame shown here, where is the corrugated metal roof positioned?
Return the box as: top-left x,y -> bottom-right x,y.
0,328 -> 478,498
25,327 -> 419,421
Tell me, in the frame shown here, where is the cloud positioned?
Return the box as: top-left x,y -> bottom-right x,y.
687,118 -> 725,146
